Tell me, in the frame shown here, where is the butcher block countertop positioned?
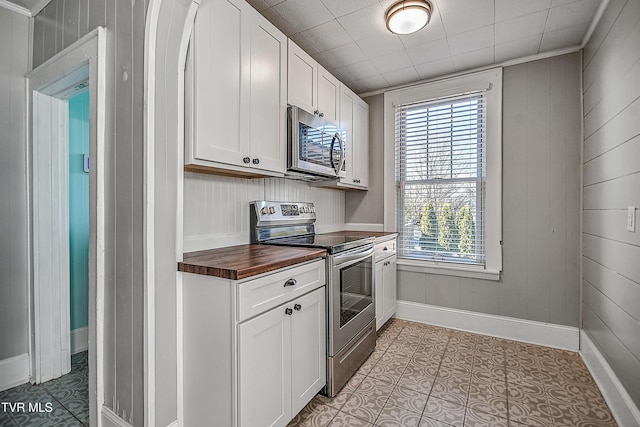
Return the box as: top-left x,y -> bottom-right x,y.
178,245 -> 327,280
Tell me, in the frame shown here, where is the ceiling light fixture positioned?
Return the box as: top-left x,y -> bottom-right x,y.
385,0 -> 433,35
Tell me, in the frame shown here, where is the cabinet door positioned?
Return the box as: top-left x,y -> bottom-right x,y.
317,65 -> 340,124
353,98 -> 370,188
249,10 -> 287,174
238,305 -> 292,427
190,0 -> 249,166
290,288 -> 326,416
375,260 -> 384,331
288,39 -> 317,114
382,256 -> 397,325
339,86 -> 355,184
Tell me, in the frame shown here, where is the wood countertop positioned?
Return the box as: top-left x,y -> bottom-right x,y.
178,244 -> 327,280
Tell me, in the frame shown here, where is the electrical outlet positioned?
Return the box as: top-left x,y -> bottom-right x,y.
628,206 -> 636,232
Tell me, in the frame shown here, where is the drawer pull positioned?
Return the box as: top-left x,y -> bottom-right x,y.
383,247 -> 388,251
284,278 -> 297,287
294,304 -> 302,311
285,307 -> 293,315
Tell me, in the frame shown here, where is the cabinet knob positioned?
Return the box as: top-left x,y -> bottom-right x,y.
294,304 -> 302,311
252,158 -> 260,165
242,157 -> 251,164
319,112 -> 324,118
383,247 -> 388,251
284,278 -> 297,287
285,307 -> 293,315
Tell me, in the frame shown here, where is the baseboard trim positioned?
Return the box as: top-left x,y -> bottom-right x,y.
101,406 -> 132,427
580,330 -> 640,427
167,421 -> 178,427
343,223 -> 384,232
71,327 -> 88,354
0,353 -> 30,392
395,301 -> 580,351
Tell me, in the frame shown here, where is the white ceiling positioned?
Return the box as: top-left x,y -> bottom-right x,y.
247,0 -> 603,94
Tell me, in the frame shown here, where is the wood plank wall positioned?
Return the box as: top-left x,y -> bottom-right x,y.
0,8 -> 29,362
581,0 -> 640,407
32,0 -> 148,424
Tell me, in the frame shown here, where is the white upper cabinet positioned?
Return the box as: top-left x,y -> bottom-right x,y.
287,40 -> 317,115
185,0 -> 287,177
317,65 -> 340,124
315,84 -> 369,190
288,40 -> 339,124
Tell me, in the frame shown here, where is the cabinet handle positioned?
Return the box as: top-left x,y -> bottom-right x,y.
252,158 -> 260,165
242,157 -> 251,164
319,112 -> 324,118
285,307 -> 293,315
383,247 -> 388,251
294,304 -> 302,311
284,278 -> 297,287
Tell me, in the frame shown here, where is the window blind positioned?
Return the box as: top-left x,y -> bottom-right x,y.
395,91 -> 487,266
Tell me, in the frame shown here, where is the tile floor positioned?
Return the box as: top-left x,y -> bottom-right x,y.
289,319 -> 616,427
0,351 -> 89,426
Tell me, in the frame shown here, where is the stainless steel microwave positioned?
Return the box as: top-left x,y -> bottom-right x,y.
287,105 -> 346,179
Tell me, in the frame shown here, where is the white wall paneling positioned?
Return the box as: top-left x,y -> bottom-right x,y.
581,0 -> 640,410
0,7 -> 30,370
71,327 -> 89,354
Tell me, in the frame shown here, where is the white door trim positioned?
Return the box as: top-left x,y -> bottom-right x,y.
26,27 -> 106,427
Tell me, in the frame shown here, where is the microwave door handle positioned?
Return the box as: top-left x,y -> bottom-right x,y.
337,133 -> 345,175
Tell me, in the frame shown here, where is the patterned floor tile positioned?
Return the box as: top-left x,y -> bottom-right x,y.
385,385 -> 428,414
423,397 -> 466,427
466,390 -> 507,419
287,402 -> 338,427
375,403 -> 422,427
429,378 -> 470,406
341,391 -> 387,423
463,406 -> 508,427
327,410 -> 374,427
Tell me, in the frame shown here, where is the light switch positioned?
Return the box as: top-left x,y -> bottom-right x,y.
628,206 -> 636,232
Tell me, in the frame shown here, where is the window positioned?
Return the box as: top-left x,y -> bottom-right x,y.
396,92 -> 486,265
384,69 -> 502,278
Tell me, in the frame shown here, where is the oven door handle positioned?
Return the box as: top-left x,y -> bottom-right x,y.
332,247 -> 374,266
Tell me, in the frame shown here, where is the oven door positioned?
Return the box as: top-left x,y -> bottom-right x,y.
328,245 -> 375,355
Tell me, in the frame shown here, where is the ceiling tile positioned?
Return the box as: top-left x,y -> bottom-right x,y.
260,7 -> 299,35
272,0 -> 334,33
382,66 -> 420,86
540,22 -> 589,50
495,34 -> 542,62
447,25 -> 494,56
406,38 -> 450,65
414,57 -> 456,79
545,0 -> 601,32
495,10 -> 548,44
290,20 -> 352,55
336,3 -> 387,41
312,42 -> 368,69
495,0 -> 552,22
350,74 -> 389,93
332,60 -> 380,82
397,9 -> 447,48
451,46 -> 494,72
320,0 -> 380,18
355,32 -> 404,57
438,0 -> 495,36
246,0 -> 271,12
371,50 -> 413,74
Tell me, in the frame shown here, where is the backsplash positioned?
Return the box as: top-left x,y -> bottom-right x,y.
183,173 -> 345,252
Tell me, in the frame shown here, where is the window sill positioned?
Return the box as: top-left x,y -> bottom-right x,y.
396,259 -> 501,281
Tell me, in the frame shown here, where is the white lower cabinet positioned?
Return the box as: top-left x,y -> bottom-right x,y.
374,239 -> 397,330
239,287 -> 325,427
181,259 -> 326,427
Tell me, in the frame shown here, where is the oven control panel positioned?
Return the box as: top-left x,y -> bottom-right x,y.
251,201 -> 316,223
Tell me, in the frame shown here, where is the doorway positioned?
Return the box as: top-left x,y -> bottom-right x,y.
27,28 -> 106,427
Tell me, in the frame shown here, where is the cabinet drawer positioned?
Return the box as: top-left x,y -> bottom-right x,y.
374,239 -> 396,263
237,260 -> 325,322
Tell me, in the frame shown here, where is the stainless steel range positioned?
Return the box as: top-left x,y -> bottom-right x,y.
250,201 -> 376,397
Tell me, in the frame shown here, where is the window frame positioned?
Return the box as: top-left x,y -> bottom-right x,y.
383,69 -> 502,280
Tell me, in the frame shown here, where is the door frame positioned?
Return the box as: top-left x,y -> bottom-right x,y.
26,27 -> 106,427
